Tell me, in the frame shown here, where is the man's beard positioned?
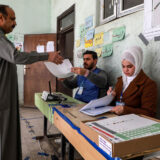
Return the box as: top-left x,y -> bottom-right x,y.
84,62 -> 94,70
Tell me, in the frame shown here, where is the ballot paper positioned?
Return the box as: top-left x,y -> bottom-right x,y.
80,95 -> 114,116
44,59 -> 74,78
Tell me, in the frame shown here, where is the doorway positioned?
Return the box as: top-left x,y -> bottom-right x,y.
24,34 -> 57,107
56,5 -> 75,96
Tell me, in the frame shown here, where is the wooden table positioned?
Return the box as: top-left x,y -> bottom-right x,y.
35,93 -> 160,160
35,93 -> 117,160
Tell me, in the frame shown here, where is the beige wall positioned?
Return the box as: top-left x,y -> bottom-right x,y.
51,0 -> 160,118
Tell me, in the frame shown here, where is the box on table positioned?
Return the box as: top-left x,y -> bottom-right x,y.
80,114 -> 160,158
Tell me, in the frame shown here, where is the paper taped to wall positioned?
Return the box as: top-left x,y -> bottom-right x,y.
44,59 -> 74,78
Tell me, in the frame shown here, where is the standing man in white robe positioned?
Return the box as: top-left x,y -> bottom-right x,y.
0,5 -> 63,160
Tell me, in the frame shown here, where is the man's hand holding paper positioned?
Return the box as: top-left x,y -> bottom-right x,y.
48,51 -> 63,64
71,67 -> 87,76
44,59 -> 74,78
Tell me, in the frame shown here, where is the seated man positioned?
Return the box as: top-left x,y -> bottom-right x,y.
60,50 -> 109,103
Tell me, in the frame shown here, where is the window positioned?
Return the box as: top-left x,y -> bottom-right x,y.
122,0 -> 144,10
143,0 -> 160,40
100,0 -> 144,24
59,11 -> 74,31
103,0 -> 115,19
101,0 -> 116,23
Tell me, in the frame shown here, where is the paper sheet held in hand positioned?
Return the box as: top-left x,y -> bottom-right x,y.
44,59 -> 74,78
80,95 -> 114,116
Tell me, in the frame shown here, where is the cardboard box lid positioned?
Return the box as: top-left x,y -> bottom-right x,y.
80,114 -> 160,158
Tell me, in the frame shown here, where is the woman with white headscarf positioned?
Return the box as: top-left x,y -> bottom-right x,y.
107,46 -> 157,117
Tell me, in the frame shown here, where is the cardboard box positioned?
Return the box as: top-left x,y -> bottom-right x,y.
80,114 -> 160,158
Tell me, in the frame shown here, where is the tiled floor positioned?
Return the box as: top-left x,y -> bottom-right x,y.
20,107 -> 60,160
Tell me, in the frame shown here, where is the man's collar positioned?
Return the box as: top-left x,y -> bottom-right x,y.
90,66 -> 97,71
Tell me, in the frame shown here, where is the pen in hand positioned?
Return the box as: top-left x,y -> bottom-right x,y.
107,86 -> 116,97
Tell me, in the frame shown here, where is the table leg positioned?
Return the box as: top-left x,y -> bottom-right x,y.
61,135 -> 66,160
35,115 -> 61,158
68,143 -> 74,160
44,115 -> 47,136
36,115 -> 61,139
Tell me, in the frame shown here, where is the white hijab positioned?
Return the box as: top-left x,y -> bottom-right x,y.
121,46 -> 143,91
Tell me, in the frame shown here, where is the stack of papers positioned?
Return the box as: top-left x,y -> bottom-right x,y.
80,95 -> 114,116
44,59 -> 74,78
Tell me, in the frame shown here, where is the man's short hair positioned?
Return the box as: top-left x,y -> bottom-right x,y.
83,50 -> 98,60
0,5 -> 9,17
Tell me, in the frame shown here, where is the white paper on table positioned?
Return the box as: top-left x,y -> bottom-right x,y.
80,95 -> 114,116
46,41 -> 54,52
44,59 -> 74,78
80,106 -> 114,116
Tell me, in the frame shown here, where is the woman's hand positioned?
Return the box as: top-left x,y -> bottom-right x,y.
111,106 -> 124,115
107,87 -> 116,97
